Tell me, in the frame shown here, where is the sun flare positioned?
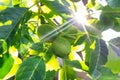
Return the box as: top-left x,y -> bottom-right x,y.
74,11 -> 88,24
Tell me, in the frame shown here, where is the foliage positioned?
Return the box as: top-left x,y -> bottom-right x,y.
0,0 -> 120,80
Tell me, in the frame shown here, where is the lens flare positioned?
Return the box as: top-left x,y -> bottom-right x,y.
74,11 -> 88,24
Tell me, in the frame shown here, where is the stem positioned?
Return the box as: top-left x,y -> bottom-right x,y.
63,59 -> 67,80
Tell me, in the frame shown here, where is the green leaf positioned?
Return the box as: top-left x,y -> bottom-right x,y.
99,13 -> 114,28
0,40 -> 7,54
66,60 -> 82,69
66,66 -> 76,80
45,70 -> 56,80
89,39 -> 108,76
101,6 -> 120,18
106,44 -> 120,73
74,35 -> 87,46
44,48 -> 54,62
106,0 -> 120,8
96,6 -> 120,31
109,37 -> 120,56
61,0 -> 70,6
61,27 -> 78,44
59,66 -> 76,80
91,0 -> 95,6
40,0 -> 71,15
84,42 -> 93,66
0,53 -> 14,79
15,56 -> 46,80
12,0 -> 21,6
97,66 -> 118,80
30,42 -> 44,52
0,7 -> 27,50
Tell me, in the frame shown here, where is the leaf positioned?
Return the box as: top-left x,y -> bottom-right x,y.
61,0 -> 70,6
89,39 -> 108,76
106,45 -> 120,73
45,70 -> 56,80
84,42 -> 93,66
59,66 -> 76,80
91,0 -> 95,6
99,13 -> 114,28
97,66 -> 118,80
106,0 -> 120,8
61,27 -> 78,44
0,53 -> 14,79
0,40 -> 7,54
3,57 -> 22,80
87,0 -> 95,8
0,7 -> 27,51
30,42 -> 43,52
97,6 -> 120,31
74,35 -> 87,46
66,60 -> 82,69
109,37 -> 120,56
15,56 -> 46,80
46,55 -> 60,71
66,66 -> 76,80
101,6 -> 120,18
40,0 -> 71,15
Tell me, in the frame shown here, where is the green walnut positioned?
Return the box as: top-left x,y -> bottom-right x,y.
52,36 -> 71,58
37,24 -> 55,42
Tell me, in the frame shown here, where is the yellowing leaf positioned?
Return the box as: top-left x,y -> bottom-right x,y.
0,6 -> 7,12
69,45 -> 85,60
29,49 -> 39,55
4,20 -> 12,25
46,55 -> 60,71
0,22 -> 3,26
3,57 -> 22,80
41,5 -> 51,13
80,61 -> 89,71
90,40 -> 96,50
9,46 -> 18,57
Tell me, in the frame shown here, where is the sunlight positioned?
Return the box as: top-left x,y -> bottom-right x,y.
102,28 -> 120,41
73,1 -> 94,42
91,10 -> 102,20
27,0 -> 34,7
74,10 -> 92,42
9,46 -> 18,57
74,11 -> 88,24
97,0 -> 107,6
27,0 -> 38,12
74,1 -> 88,25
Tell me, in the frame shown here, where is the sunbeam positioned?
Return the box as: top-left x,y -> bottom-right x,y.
40,18 -> 75,42
40,1 -> 103,43
73,1 -> 92,42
